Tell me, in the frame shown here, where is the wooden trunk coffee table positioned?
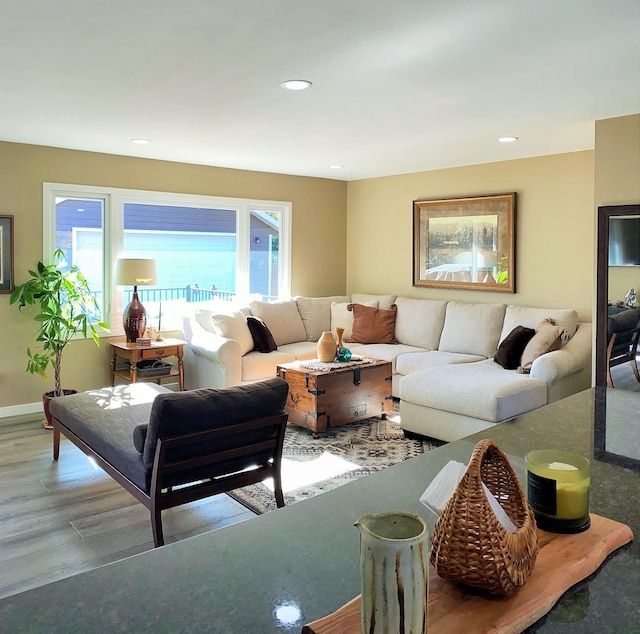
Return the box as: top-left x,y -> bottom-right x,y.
276,359 -> 393,437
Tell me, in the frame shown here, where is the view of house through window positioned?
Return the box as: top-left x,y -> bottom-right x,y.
46,185 -> 291,335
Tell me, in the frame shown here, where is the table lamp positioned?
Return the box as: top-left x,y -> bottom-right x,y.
115,258 -> 157,343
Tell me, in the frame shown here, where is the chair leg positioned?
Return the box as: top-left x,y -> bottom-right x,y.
632,357 -> 640,383
273,470 -> 285,508
607,367 -> 614,387
151,505 -> 165,547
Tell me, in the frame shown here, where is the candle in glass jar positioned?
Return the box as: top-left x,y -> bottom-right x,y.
525,450 -> 591,533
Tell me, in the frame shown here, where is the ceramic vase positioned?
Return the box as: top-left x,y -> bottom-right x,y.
355,511 -> 429,634
317,331 -> 337,362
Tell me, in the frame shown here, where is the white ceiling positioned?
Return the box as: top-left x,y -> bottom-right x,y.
1,0 -> 639,181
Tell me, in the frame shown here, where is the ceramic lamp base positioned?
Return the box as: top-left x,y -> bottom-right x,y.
123,291 -> 147,343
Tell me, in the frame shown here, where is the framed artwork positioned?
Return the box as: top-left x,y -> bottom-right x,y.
413,193 -> 516,293
0,215 -> 14,293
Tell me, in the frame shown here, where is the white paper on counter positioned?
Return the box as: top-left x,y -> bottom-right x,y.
420,460 -> 517,533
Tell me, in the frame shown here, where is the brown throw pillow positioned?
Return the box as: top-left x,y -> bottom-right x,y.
494,325 -> 536,370
517,319 -> 570,374
350,303 -> 398,344
247,316 -> 277,353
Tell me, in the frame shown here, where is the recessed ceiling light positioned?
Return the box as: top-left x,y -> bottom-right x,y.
498,136 -> 519,143
281,79 -> 312,91
328,165 -> 343,170
131,138 -> 150,144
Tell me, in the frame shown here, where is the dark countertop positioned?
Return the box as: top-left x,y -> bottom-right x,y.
0,387 -> 638,633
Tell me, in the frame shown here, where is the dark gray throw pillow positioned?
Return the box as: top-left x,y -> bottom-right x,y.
494,325 -> 536,370
133,423 -> 148,453
247,316 -> 277,353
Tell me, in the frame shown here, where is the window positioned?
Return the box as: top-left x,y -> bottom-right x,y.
44,184 -> 292,334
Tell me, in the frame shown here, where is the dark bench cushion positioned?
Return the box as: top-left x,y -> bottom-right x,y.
142,378 -> 289,485
49,383 -> 170,492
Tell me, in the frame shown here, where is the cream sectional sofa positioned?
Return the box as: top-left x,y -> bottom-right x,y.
180,294 -> 592,441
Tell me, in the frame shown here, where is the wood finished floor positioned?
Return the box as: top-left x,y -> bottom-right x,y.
0,364 -> 638,601
0,414 -> 256,600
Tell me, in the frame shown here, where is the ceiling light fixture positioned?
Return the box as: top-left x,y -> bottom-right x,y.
328,165 -> 343,170
131,138 -> 150,145
498,136 -> 519,143
281,79 -> 312,91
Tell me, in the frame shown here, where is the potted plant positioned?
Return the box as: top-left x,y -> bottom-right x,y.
10,249 -> 108,428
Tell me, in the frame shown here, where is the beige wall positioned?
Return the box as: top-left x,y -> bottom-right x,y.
595,114 -> 640,304
346,151 -> 595,321
0,142 -> 347,408
595,114 -> 640,206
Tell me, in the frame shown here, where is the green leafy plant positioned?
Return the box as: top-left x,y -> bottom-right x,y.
10,249 -> 108,397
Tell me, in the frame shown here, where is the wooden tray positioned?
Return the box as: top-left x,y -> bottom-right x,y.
302,514 -> 633,634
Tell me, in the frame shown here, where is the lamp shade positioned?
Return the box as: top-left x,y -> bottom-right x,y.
115,258 -> 157,287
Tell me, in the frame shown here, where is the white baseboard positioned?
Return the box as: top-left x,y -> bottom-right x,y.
0,401 -> 43,421
0,381 -> 181,422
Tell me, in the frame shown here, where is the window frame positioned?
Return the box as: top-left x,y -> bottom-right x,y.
43,183 -> 292,335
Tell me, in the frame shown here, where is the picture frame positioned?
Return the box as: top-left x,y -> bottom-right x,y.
413,193 -> 516,293
0,215 -> 14,294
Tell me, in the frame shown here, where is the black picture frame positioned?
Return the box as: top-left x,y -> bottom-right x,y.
0,215 -> 15,293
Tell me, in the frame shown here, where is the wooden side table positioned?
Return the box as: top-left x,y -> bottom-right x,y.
109,338 -> 186,390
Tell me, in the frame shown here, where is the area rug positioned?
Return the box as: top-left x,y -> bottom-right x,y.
228,410 -> 445,514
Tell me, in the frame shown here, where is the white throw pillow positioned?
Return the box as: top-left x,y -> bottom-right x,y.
438,302 -> 507,358
331,301 -> 378,342
394,297 -> 447,349
351,293 -> 397,310
499,305 -> 578,343
210,311 -> 254,356
295,295 -> 350,341
249,300 -> 307,346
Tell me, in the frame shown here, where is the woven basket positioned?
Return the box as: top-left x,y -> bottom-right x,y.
430,439 -> 538,596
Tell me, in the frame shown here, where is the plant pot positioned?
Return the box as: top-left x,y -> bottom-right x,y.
42,390 -> 78,430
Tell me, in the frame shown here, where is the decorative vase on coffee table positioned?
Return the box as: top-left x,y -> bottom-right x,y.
317,331 -> 336,362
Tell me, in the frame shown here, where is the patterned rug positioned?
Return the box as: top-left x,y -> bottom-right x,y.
228,409 -> 444,514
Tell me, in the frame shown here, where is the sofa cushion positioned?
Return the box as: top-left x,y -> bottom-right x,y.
395,350 -> 485,376
295,295 -> 350,341
246,316 -> 277,353
350,303 -> 397,344
348,343 -> 425,373
241,349 -> 297,382
394,297 -> 447,349
399,359 -> 547,423
209,310 -> 254,356
499,306 -> 578,343
331,301 -> 377,342
351,293 -> 397,310
248,300 -> 307,346
494,325 -> 536,369
439,302 -> 506,358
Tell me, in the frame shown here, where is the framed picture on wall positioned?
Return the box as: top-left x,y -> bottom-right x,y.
0,215 -> 15,293
413,193 -> 516,293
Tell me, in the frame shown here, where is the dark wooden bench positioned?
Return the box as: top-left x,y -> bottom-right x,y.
49,378 -> 289,547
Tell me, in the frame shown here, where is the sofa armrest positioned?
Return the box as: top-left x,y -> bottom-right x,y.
530,322 -> 592,384
181,317 -> 242,388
